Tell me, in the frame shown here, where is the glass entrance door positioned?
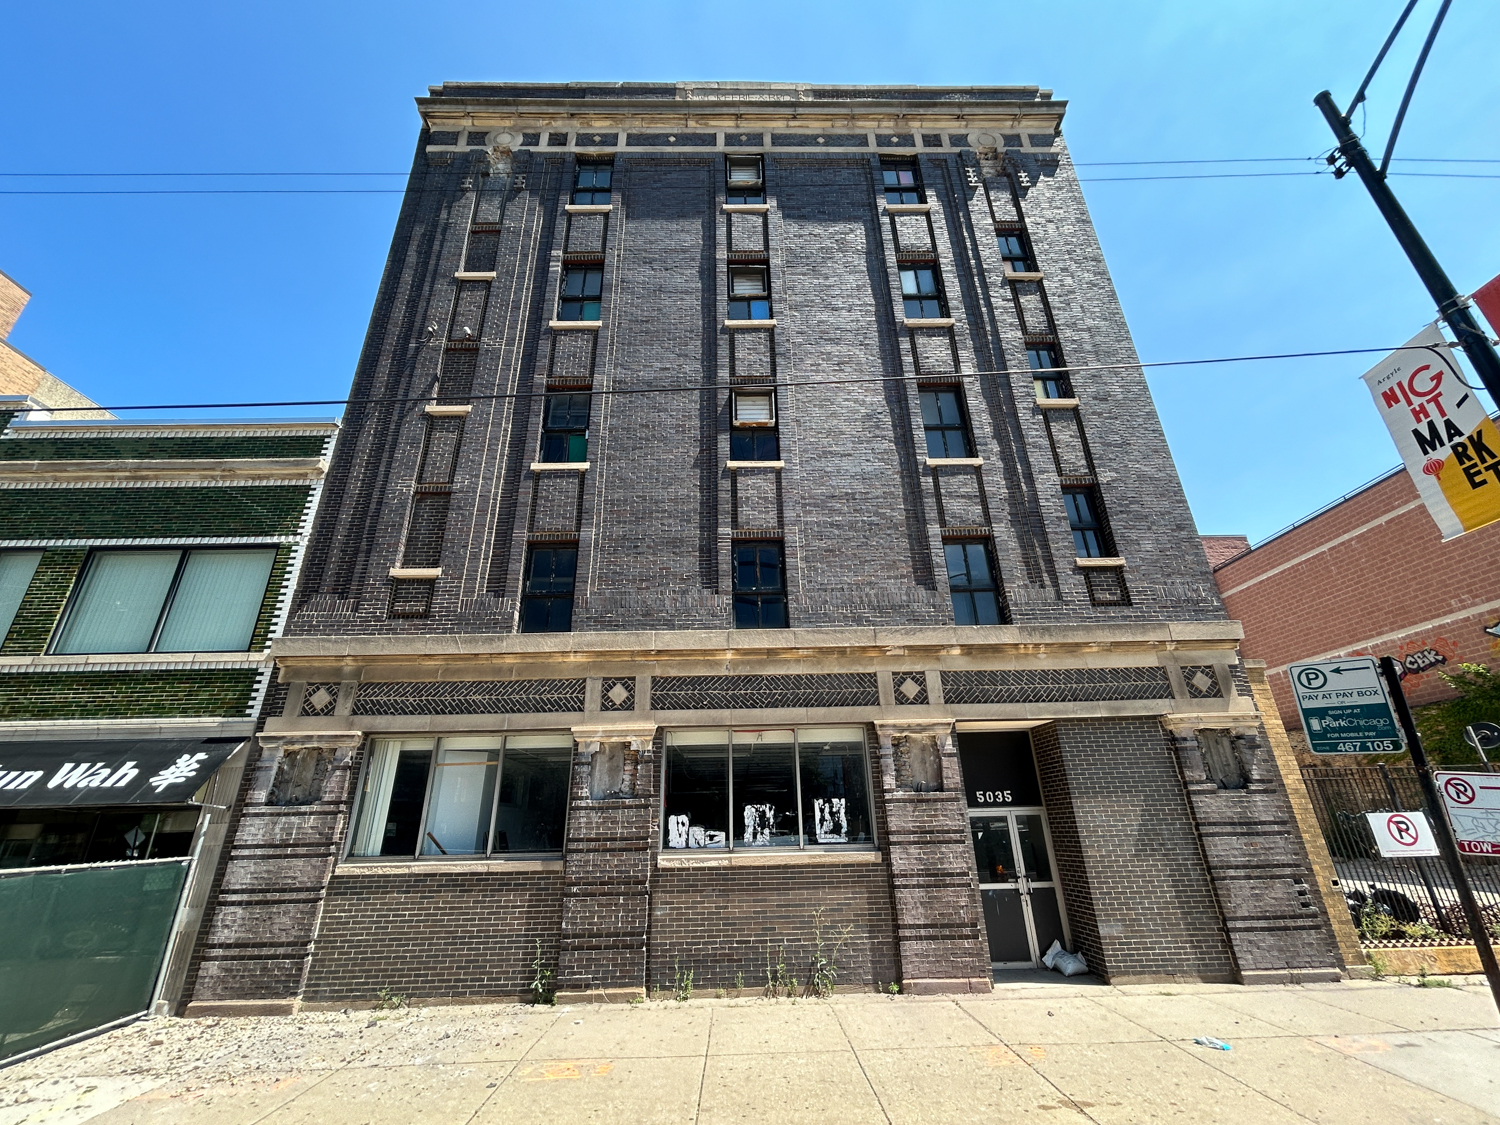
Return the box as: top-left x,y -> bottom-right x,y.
970,810 -> 1066,966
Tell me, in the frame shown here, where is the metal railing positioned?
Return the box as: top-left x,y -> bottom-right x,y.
1300,764 -> 1500,945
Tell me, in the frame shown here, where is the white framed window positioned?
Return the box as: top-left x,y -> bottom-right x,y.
732,391 -> 776,426
661,726 -> 874,851
51,548 -> 277,655
0,550 -> 43,640
348,733 -> 573,859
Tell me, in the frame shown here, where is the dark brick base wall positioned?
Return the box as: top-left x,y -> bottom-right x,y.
302,868 -> 564,1003
1035,718 -> 1237,982
646,863 -> 899,993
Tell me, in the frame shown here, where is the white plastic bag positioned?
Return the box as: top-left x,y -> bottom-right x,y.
1041,939 -> 1064,970
1055,950 -> 1089,977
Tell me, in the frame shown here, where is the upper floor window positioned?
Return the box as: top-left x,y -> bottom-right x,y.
731,391 -> 779,461
0,550 -> 42,641
349,733 -> 572,858
573,161 -> 612,205
944,540 -> 1005,626
1063,488 -> 1110,558
1029,346 -> 1072,400
998,233 -> 1036,273
918,388 -> 973,459
520,546 -> 576,633
540,394 -> 590,463
726,156 -> 765,205
729,266 -> 772,321
52,548 -> 276,655
733,541 -> 787,629
558,268 -> 602,321
881,158 -> 923,204
900,267 -> 945,319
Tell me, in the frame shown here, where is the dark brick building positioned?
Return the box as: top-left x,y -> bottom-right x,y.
186,82 -> 1344,1012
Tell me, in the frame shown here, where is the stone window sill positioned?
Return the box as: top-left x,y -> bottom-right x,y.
530,461 -> 590,472
550,320 -> 602,330
1035,398 -> 1080,410
657,848 -> 882,869
335,857 -> 564,875
424,403 -> 473,416
565,204 -> 612,214
725,319 -> 776,329
726,460 -> 785,470
904,317 -> 955,328
390,567 -> 441,579
886,203 -> 932,214
454,271 -> 497,281
723,203 -> 770,213
923,457 -> 984,467
1075,557 -> 1126,568
1005,269 -> 1045,281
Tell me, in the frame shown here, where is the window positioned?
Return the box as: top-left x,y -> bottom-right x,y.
919,388 -> 973,458
557,268 -> 602,321
1063,488 -> 1109,558
0,550 -> 42,640
726,156 -> 764,205
881,158 -> 923,204
944,540 -> 1005,626
520,546 -> 576,633
998,232 -> 1035,273
1029,346 -> 1071,400
728,266 -> 771,320
662,727 -> 873,851
900,268 -> 945,319
733,541 -> 786,628
349,733 -> 572,858
52,548 -> 276,655
540,393 -> 590,462
1,808 -> 199,869
731,391 -> 779,460
572,161 -> 612,205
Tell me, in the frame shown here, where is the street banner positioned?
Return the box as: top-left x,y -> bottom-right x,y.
1435,770 -> 1500,857
1287,656 -> 1402,754
1360,324 -> 1500,539
1364,809 -> 1441,858
1473,272 -> 1500,337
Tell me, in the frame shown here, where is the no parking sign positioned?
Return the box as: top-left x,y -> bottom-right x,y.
1364,810 -> 1441,857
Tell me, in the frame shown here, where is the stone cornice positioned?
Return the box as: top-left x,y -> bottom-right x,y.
0,457 -> 327,483
272,621 -> 1243,671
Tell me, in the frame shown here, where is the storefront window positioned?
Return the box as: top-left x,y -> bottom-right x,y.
0,808 -> 199,869
349,734 -> 571,859
663,726 -> 873,850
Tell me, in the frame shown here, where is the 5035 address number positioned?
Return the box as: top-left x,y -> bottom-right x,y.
973,790 -> 1013,805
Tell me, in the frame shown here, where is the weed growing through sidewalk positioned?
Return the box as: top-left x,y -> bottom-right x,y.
764,941 -> 791,999
530,939 -> 556,1005
885,981 -> 901,996
809,907 -> 854,998
375,987 -> 408,1011
629,994 -> 645,1006
1414,965 -> 1454,988
733,971 -> 745,997
673,958 -> 695,1002
1366,952 -> 1388,980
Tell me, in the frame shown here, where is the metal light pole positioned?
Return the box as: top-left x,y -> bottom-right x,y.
1315,91 -> 1500,407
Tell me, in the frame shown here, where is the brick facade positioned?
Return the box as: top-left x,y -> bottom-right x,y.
186,83 -> 1343,1011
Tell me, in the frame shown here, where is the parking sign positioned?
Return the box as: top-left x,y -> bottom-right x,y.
1435,771 -> 1500,856
1288,656 -> 1403,754
1365,810 -> 1441,857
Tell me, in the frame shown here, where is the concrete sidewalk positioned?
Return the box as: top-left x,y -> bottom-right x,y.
3,976 -> 1498,1125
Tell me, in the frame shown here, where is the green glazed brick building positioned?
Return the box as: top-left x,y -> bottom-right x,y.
0,397 -> 337,1017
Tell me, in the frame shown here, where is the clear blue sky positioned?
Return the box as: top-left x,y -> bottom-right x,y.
3,0 -> 1496,542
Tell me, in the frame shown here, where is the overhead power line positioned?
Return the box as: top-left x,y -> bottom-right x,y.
20,342 -> 1483,415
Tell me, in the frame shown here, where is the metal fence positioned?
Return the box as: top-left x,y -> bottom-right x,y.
0,857 -> 188,1061
1301,765 -> 1500,946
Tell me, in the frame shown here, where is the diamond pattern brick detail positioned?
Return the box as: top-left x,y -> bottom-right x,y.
352,679 -> 586,716
1182,665 -> 1222,699
651,673 -> 879,711
301,683 -> 338,717
941,667 -> 1173,705
893,672 -> 928,706
601,677 -> 634,712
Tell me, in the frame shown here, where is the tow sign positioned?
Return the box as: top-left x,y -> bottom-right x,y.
1365,810 -> 1441,857
1287,656 -> 1403,754
1435,771 -> 1500,857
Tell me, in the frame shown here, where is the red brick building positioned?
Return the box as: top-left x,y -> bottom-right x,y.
1205,465 -> 1500,735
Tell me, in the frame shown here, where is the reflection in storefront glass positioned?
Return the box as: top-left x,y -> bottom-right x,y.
733,731 -> 797,847
1015,814 -> 1052,880
664,732 -> 730,849
971,816 -> 1017,884
0,808 -> 200,869
798,731 -> 872,845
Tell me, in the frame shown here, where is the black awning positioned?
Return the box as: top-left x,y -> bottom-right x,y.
0,738 -> 245,808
